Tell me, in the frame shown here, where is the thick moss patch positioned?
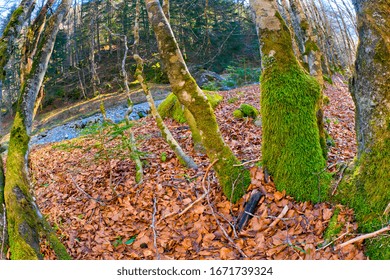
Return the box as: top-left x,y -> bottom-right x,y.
157,91 -> 223,123
337,136 -> 390,259
261,64 -> 329,203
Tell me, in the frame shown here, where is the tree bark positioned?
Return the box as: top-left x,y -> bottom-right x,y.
5,0 -> 72,259
249,0 -> 327,203
145,0 -> 250,203
339,0 -> 390,260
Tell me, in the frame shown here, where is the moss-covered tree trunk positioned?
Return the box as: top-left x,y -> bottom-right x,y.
249,0 -> 327,203
5,0 -> 71,260
338,0 -> 390,260
0,0 -> 37,258
288,0 -> 327,158
145,0 -> 250,203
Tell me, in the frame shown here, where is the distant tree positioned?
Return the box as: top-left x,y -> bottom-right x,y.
339,0 -> 390,260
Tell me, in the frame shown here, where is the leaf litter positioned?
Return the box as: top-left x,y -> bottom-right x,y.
30,77 -> 365,260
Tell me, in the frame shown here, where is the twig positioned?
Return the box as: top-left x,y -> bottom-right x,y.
335,225 -> 390,250
233,158 -> 261,167
1,204 -> 6,259
151,196 -> 160,260
316,230 -> 351,251
332,164 -> 348,195
70,175 -> 105,206
265,205 -> 289,232
157,160 -> 218,223
202,161 -> 248,258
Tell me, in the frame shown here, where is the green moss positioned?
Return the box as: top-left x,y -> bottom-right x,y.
5,111 -> 41,259
323,75 -> 333,84
214,147 -> 251,203
157,92 -> 223,123
239,104 -> 259,118
337,136 -> 390,259
323,95 -> 330,105
322,208 -> 342,243
303,40 -> 319,56
260,10 -> 329,203
233,109 -> 244,119
261,65 -> 330,202
2,7 -> 24,38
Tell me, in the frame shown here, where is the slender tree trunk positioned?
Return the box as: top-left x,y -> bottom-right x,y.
5,0 -> 72,260
133,0 -> 196,169
145,0 -> 250,203
339,0 -> 390,260
249,0 -> 327,203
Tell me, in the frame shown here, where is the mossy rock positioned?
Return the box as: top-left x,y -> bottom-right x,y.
232,103 -> 259,119
157,91 -> 223,123
233,109 -> 244,119
239,104 -> 259,118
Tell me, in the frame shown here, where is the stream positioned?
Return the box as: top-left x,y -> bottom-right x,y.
30,99 -> 163,146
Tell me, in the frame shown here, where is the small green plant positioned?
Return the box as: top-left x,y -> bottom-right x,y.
161,152 -> 167,162
228,97 -> 238,104
52,142 -> 83,151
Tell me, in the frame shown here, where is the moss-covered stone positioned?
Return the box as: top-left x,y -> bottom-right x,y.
239,104 -> 259,118
233,109 -> 244,119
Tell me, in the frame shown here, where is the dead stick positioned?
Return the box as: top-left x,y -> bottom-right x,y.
316,230 -> 351,251
233,158 -> 260,167
157,160 -> 218,223
1,204 -> 6,259
335,225 -> 390,250
70,175 -> 105,206
151,196 -> 160,260
265,205 -> 289,232
332,164 -> 347,195
202,161 -> 248,258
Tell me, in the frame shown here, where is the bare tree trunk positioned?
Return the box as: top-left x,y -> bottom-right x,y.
339,0 -> 390,260
5,0 -> 72,259
249,0 -> 327,203
145,0 -> 250,203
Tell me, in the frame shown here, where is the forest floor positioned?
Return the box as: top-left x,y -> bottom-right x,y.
28,74 -> 366,260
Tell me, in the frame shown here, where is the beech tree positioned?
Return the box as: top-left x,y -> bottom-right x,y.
3,0 -> 72,260
249,0 -> 328,202
144,0 -> 251,203
339,0 -> 390,260
0,0 -> 37,260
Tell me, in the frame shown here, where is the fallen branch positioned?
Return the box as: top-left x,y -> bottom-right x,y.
157,160 -> 218,224
1,204 -> 6,259
70,175 -> 105,206
335,225 -> 390,250
233,158 -> 261,167
331,164 -> 348,196
316,230 -> 351,251
202,161 -> 248,258
265,205 -> 289,232
151,196 -> 160,260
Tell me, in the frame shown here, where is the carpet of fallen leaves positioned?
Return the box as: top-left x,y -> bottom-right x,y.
30,75 -> 366,260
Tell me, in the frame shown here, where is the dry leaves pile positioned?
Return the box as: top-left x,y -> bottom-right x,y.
30,78 -> 365,260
